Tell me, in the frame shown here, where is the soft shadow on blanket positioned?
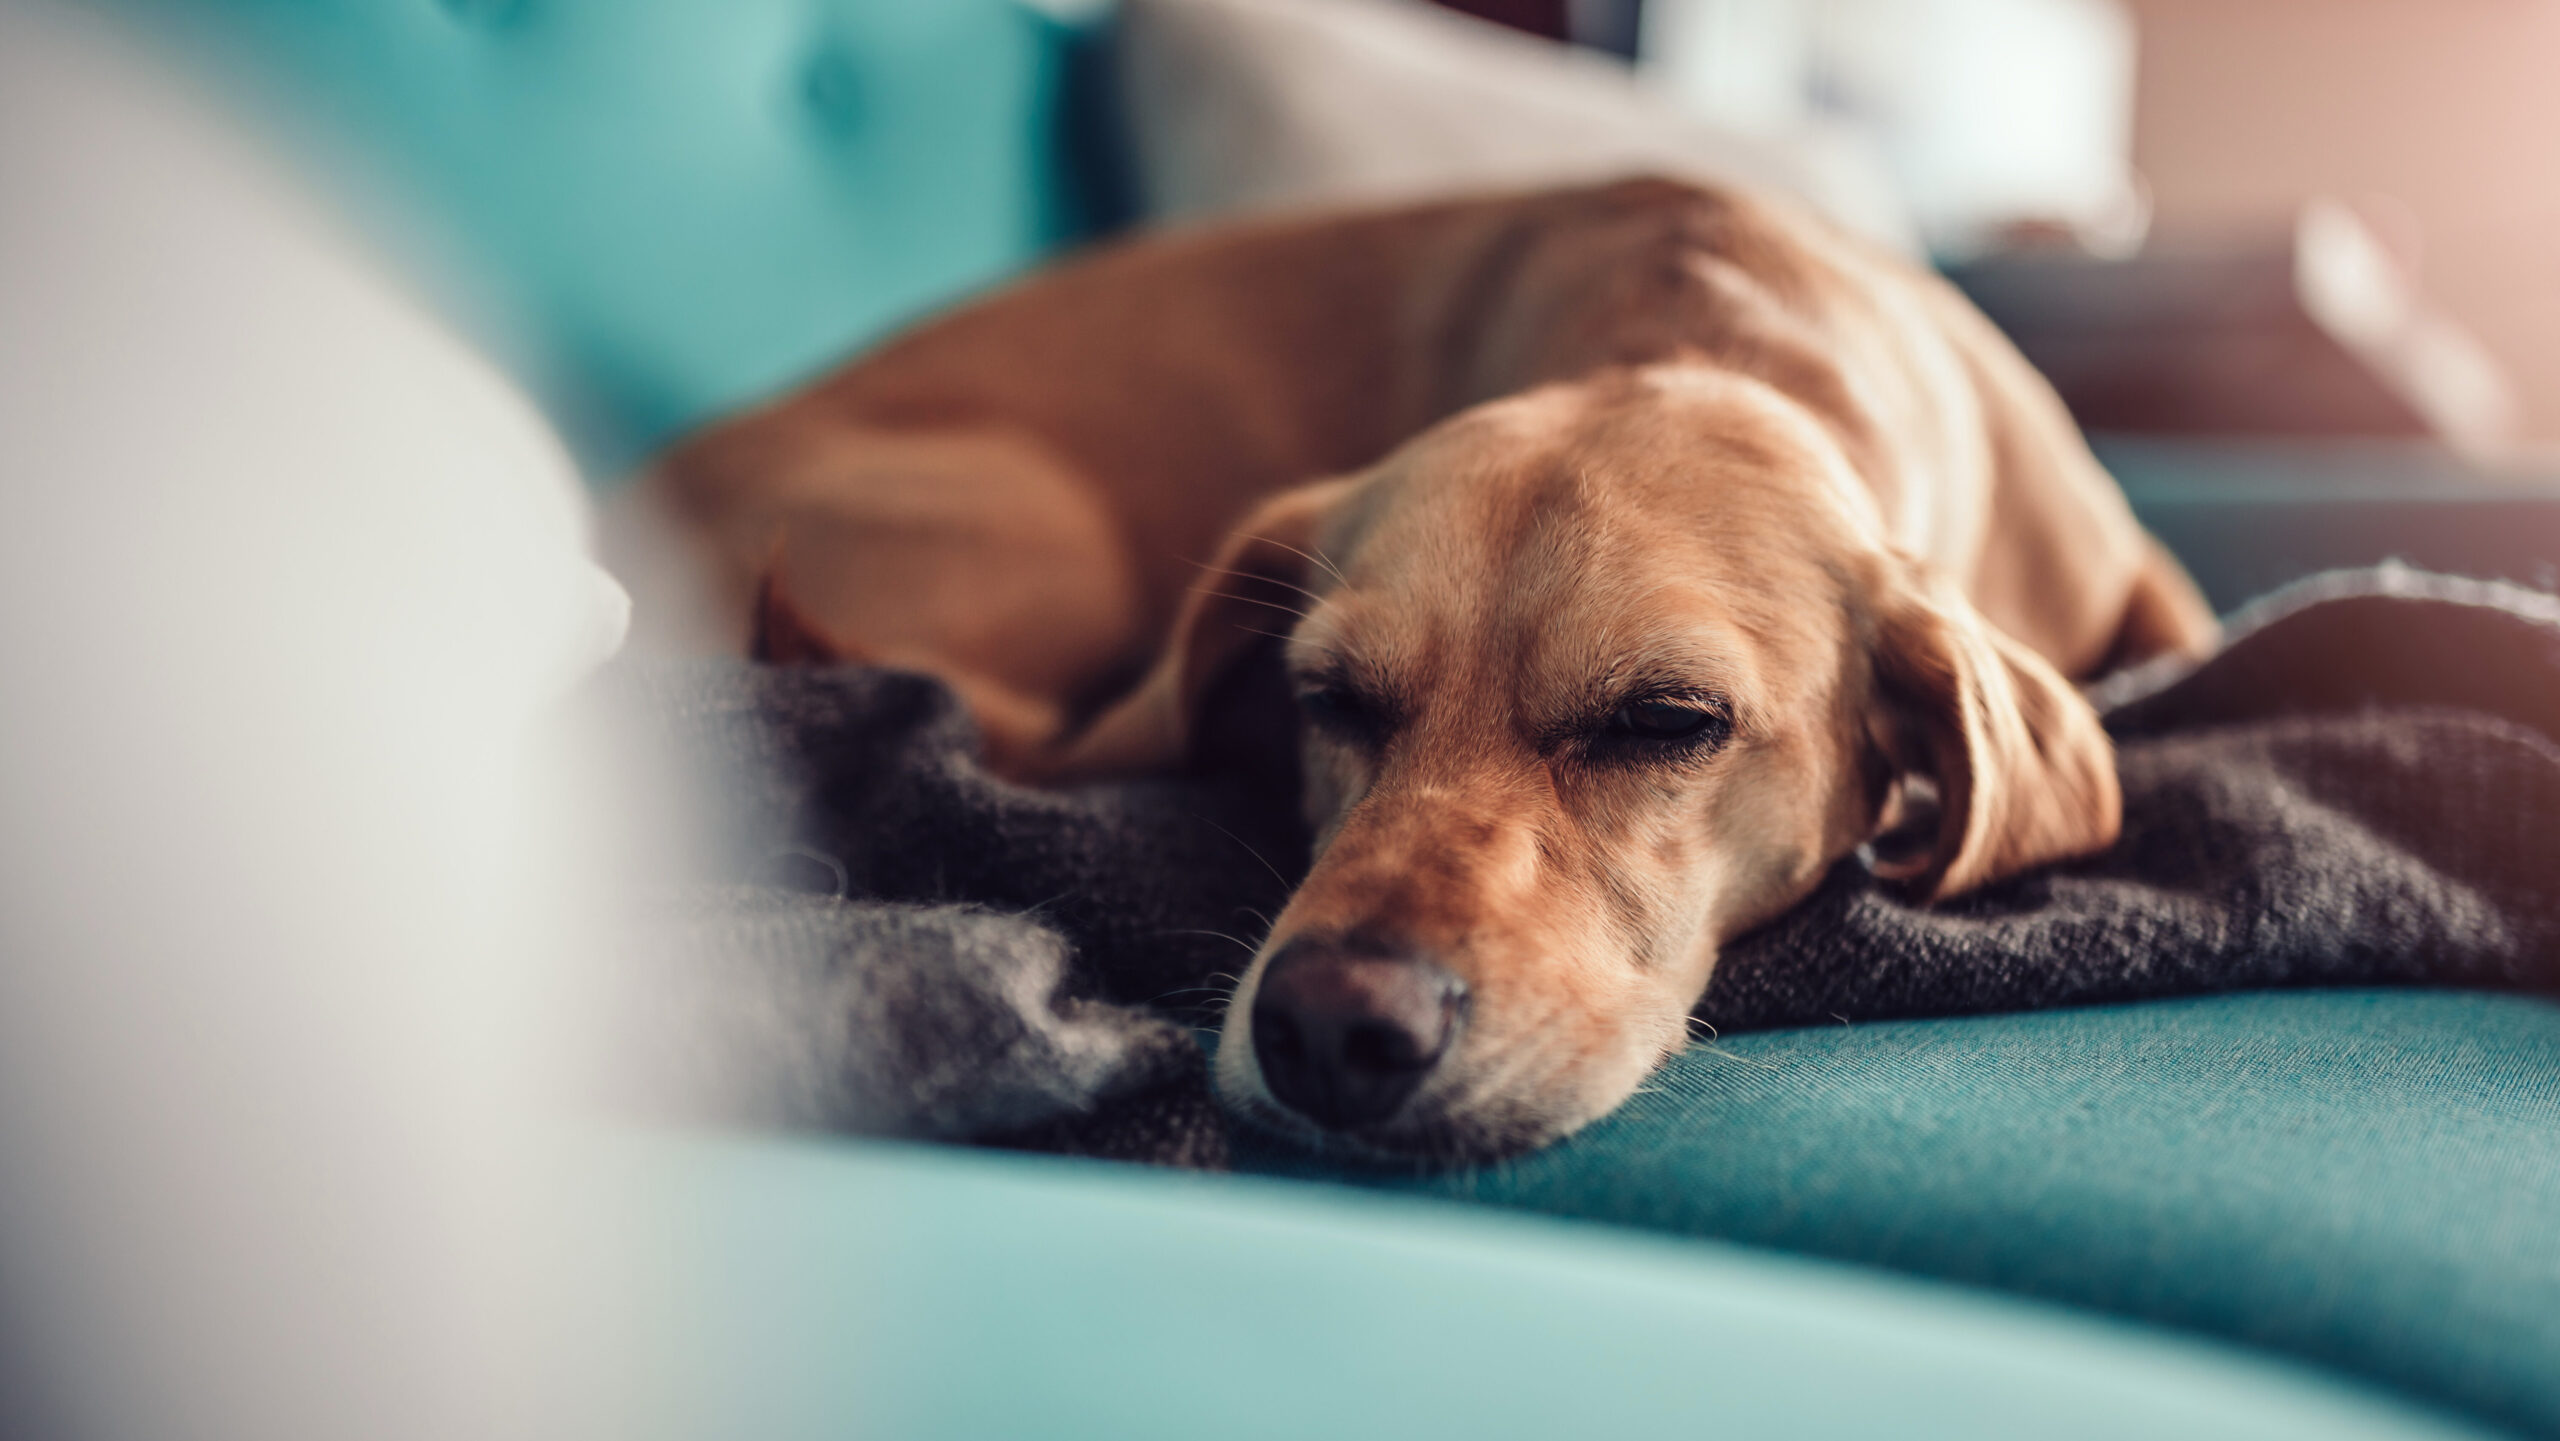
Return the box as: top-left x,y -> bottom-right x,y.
609,569 -> 2560,1169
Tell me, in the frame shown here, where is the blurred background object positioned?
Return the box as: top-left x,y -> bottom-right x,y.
98,0 -> 1103,477
1438,0 -> 2149,257
1114,0 -> 1920,254
95,0 -> 2556,468
1436,0 -> 2557,456
1635,0 -> 2147,259
2123,0 -> 2560,454
1947,200 -> 2519,455
0,5 -> 633,1438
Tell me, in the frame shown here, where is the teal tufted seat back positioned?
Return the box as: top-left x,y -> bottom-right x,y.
111,0 -> 1107,477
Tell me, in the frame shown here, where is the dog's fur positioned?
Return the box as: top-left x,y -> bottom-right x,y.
634,178 -> 2216,1158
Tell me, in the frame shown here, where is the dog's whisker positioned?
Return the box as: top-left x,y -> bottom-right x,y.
1020,887 -> 1085,916
1161,928 -> 1263,957
1191,814 -> 1297,894
1251,535 -> 1351,590
1186,584 -> 1310,619
1190,561 -> 1331,610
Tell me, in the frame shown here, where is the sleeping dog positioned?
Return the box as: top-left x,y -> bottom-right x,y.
634,177 -> 2217,1159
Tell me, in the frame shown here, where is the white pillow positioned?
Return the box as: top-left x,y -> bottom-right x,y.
1114,0 -> 1921,255
0,6 -> 625,1437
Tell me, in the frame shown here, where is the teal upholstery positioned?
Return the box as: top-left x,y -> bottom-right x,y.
626,1130 -> 2495,1440
1238,990 -> 2560,1437
107,0 -> 1103,475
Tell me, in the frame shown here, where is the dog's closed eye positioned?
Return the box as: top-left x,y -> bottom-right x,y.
1608,698 -> 1723,740
1587,694 -> 1734,763
1296,680 -> 1394,744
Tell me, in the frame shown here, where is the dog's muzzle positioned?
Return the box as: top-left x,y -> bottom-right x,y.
1248,935 -> 1470,1130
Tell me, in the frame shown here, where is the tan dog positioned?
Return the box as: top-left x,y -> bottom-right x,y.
637,177 -> 2216,1160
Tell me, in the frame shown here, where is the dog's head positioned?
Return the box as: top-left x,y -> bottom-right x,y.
1059,367 -> 2117,1160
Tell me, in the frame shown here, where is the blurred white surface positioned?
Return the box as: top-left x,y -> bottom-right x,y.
1116,0 -> 1922,255
1642,0 -> 2145,257
0,3 -> 627,1437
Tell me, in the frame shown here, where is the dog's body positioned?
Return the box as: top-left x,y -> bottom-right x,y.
640,177 -> 2215,1158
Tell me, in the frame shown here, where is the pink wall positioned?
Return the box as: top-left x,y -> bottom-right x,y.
2125,0 -> 2560,442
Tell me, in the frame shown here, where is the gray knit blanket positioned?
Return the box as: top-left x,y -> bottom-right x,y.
612,569 -> 2560,1168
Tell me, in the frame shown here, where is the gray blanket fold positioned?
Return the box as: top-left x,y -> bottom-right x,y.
616,569 -> 2560,1168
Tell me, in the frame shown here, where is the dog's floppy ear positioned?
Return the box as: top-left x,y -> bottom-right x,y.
1038,477 -> 1359,781
1865,562 -> 2121,900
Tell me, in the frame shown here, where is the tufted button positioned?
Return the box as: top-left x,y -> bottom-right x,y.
800,43 -> 865,141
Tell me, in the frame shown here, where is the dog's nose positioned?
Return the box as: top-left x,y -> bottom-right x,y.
1249,938 -> 1469,1130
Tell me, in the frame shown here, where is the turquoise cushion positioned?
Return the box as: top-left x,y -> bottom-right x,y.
1238,990 -> 2560,1438
108,0 -> 1100,475
627,1131 -> 2494,1440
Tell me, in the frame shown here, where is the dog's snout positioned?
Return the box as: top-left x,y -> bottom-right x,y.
1249,938 -> 1469,1130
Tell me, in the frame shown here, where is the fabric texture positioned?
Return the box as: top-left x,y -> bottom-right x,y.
1111,0 -> 1920,254
607,659 -> 1296,1164
622,567 -> 2560,1163
1237,989 -> 2560,1439
618,567 -> 2560,1432
1701,568 -> 2560,1032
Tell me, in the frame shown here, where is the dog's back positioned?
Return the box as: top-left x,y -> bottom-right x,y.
638,178 -> 2211,769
